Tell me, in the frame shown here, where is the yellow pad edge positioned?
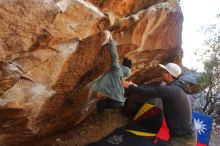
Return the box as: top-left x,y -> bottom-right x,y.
133,103 -> 154,121
126,130 -> 157,137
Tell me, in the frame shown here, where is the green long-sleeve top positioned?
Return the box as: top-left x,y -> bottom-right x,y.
92,41 -> 131,102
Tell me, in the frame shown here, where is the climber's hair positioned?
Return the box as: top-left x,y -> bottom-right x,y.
122,58 -> 132,69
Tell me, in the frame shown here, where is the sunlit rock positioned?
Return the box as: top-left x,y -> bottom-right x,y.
49,0 -> 110,40
0,0 -> 184,145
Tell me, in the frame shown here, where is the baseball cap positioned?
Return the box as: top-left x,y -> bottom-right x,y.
159,63 -> 182,78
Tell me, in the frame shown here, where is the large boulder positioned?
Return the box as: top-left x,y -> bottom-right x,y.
0,0 -> 183,145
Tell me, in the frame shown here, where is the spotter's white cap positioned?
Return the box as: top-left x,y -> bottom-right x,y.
159,63 -> 182,78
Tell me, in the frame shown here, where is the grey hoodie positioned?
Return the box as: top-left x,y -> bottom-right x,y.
129,80 -> 195,137
91,41 -> 131,102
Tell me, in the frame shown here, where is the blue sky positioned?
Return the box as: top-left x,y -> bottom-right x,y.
180,0 -> 220,71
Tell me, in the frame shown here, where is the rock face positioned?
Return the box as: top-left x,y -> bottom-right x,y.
0,0 -> 183,145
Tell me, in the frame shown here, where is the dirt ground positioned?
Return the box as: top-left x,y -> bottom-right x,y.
32,109 -> 129,146
24,108 -> 220,146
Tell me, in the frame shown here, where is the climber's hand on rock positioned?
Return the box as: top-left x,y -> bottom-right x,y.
102,30 -> 112,46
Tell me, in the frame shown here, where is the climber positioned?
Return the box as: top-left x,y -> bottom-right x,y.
122,63 -> 196,146
91,30 -> 132,112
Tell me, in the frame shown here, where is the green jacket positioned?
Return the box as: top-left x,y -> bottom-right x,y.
92,41 -> 131,102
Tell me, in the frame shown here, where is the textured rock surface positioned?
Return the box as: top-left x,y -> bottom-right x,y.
0,0 -> 183,145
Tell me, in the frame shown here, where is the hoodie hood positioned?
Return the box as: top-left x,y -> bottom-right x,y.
120,65 -> 131,78
171,80 -> 192,94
